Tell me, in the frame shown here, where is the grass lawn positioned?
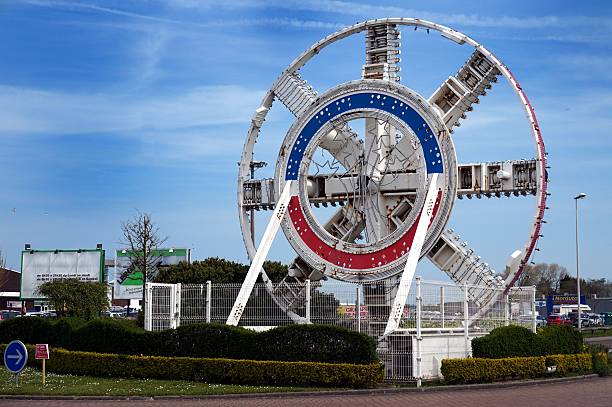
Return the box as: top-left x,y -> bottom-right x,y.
582,328 -> 612,338
0,368 -> 326,396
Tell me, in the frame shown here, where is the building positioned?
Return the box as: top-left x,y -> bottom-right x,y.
0,267 -> 23,312
587,296 -> 612,314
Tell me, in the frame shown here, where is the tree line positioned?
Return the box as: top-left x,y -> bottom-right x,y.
510,262 -> 612,298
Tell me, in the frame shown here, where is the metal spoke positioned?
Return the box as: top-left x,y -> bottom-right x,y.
457,159 -> 538,199
241,155 -> 539,210
426,229 -> 504,307
273,71 -> 362,170
428,50 -> 501,131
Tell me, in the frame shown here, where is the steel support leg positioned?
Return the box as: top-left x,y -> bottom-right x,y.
227,181 -> 293,326
384,174 -> 439,336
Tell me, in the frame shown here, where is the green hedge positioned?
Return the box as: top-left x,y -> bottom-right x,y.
0,345 -> 383,388
539,325 -> 584,355
472,325 -> 542,358
592,352 -> 610,376
0,318 -> 378,365
441,356 -> 545,384
441,353 -> 593,384
257,325 -> 377,365
545,354 -> 592,376
472,325 -> 584,359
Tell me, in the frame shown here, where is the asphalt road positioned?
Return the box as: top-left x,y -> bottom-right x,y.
585,335 -> 612,349
1,376 -> 611,407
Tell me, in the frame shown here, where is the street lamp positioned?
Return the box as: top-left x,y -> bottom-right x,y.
574,192 -> 586,329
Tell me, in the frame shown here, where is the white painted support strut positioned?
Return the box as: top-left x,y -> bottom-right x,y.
384,174 -> 439,336
227,180 -> 293,326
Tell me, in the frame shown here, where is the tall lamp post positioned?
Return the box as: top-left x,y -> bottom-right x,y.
574,192 -> 586,329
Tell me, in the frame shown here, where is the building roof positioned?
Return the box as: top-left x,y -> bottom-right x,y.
0,268 -> 20,292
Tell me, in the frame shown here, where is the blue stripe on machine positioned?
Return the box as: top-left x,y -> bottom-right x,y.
285,92 -> 443,180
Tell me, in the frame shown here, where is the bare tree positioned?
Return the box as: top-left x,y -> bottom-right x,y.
0,249 -> 7,290
120,212 -> 167,304
506,262 -> 568,296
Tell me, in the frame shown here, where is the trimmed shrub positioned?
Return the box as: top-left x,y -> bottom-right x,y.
472,325 -> 542,359
0,317 -> 56,345
441,353 -> 593,384
49,317 -> 87,348
258,324 -> 378,364
72,318 -> 145,355
592,352 -> 609,377
538,325 -> 583,355
441,356 -> 546,384
471,324 -> 584,359
172,323 -> 256,359
545,353 -> 592,376
1,345 -> 383,388
0,318 -> 377,364
585,343 -> 609,377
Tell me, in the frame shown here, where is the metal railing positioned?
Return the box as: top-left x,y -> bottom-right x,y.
144,279 -> 536,382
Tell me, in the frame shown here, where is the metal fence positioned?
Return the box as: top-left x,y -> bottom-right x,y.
144,278 -> 536,382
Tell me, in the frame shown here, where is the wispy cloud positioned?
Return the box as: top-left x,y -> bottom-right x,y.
21,0 -> 343,30
23,0 -> 612,43
134,129 -> 246,164
164,0 -> 612,30
0,84 -> 265,135
131,27 -> 172,88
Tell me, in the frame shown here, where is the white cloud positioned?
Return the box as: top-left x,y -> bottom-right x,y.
0,84 -> 265,135
24,0 -> 612,41
21,0 -> 343,31
164,0 -> 612,30
134,129 -> 247,164
276,0 -> 612,30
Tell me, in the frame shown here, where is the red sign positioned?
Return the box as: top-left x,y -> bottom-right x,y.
35,344 -> 49,360
345,305 -> 369,317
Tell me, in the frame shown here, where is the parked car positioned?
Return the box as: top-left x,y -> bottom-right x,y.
588,313 -> 603,326
0,310 -> 21,321
546,313 -> 572,326
601,312 -> 612,326
101,310 -> 125,318
24,311 -> 46,317
536,315 -> 547,327
567,312 -> 591,327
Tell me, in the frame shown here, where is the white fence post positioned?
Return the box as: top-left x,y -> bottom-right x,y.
168,284 -> 177,329
144,282 -> 153,331
463,282 -> 469,357
531,286 -> 537,333
440,286 -> 445,330
416,277 -> 422,387
504,293 -> 510,326
206,281 -> 211,323
356,285 -> 361,334
305,279 -> 311,324
174,283 -> 181,328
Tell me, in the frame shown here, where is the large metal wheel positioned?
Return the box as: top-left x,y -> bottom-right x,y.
237,18 -> 547,322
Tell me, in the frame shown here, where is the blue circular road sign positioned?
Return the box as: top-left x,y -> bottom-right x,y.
4,340 -> 28,374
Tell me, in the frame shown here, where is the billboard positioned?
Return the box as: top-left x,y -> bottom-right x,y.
20,249 -> 105,299
546,294 -> 587,315
113,248 -> 190,300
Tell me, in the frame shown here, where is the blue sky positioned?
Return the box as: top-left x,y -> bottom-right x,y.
0,0 -> 610,282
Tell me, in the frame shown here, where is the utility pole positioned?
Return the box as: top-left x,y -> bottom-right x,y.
574,192 -> 586,329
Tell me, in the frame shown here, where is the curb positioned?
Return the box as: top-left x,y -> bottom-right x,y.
0,374 -> 600,401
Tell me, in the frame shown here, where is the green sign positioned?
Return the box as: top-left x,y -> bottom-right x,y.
113,248 -> 189,299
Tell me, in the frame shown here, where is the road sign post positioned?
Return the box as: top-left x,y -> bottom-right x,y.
35,344 -> 49,386
4,340 -> 28,386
